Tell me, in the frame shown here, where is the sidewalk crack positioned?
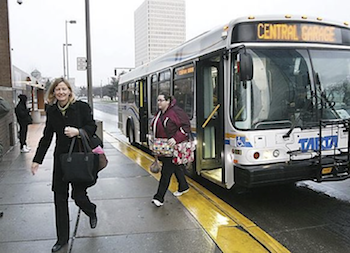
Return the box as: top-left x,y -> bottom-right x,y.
68,208 -> 81,253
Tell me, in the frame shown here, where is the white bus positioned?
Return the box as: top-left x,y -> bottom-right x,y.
118,15 -> 350,188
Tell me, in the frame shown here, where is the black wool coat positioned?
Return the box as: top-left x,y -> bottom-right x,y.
33,100 -> 97,193
15,101 -> 32,125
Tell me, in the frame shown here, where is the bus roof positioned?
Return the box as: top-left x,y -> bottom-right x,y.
119,23 -> 227,83
119,15 -> 350,84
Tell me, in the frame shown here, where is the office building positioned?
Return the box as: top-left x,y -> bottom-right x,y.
134,0 -> 186,67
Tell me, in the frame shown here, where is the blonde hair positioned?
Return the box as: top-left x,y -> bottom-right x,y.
46,77 -> 76,105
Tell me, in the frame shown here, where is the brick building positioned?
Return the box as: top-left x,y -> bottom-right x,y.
0,0 -> 16,156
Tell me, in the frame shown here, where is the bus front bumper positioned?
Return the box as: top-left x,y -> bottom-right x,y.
234,156 -> 350,188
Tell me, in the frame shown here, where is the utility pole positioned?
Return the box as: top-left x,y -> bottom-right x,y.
63,44 -> 66,77
65,20 -> 76,80
85,0 -> 93,112
100,80 -> 103,99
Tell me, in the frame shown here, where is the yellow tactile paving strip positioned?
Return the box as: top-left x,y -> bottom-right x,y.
105,132 -> 290,253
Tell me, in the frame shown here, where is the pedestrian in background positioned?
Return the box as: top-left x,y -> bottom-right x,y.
151,92 -> 190,207
31,78 -> 98,252
15,94 -> 32,153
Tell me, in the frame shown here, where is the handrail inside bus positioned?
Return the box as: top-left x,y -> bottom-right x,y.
202,104 -> 221,128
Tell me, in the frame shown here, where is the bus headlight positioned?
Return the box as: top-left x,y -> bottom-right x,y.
273,149 -> 280,158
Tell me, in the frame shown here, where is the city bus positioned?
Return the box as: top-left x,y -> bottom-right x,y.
118,15 -> 350,189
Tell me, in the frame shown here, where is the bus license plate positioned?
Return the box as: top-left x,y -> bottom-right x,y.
322,167 -> 332,174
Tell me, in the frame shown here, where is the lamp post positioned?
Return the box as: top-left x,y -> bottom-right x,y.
62,43 -> 72,78
85,0 -> 93,111
100,80 -> 103,99
65,20 -> 76,80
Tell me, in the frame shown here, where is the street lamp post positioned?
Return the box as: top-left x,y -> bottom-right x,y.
62,44 -> 65,78
65,20 -> 76,80
85,0 -> 93,111
62,43 -> 71,78
100,80 -> 103,99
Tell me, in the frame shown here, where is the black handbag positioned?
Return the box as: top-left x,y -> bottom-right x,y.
60,132 -> 96,183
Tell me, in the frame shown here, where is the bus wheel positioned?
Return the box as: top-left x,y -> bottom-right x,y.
128,125 -> 135,144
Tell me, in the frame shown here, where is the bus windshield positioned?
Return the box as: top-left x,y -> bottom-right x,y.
232,48 -> 350,130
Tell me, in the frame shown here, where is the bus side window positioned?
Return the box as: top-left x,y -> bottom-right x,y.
122,84 -> 127,103
174,64 -> 194,118
159,81 -> 170,94
151,74 -> 158,115
159,70 -> 171,94
128,82 -> 135,103
135,81 -> 140,107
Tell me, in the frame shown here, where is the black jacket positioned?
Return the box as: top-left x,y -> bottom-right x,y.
33,101 -> 97,192
15,101 -> 32,125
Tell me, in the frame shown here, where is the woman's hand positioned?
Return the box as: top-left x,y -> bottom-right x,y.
31,162 -> 39,175
64,126 -> 79,138
168,138 -> 176,147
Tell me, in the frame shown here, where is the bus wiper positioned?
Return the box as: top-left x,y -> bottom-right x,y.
315,72 -> 340,118
283,101 -> 313,139
284,73 -> 340,139
284,86 -> 317,139
283,125 -> 294,139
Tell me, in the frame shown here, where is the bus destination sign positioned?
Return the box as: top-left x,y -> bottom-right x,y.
232,22 -> 350,45
257,23 -> 341,43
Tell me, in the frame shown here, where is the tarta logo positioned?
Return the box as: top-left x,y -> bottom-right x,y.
298,135 -> 338,152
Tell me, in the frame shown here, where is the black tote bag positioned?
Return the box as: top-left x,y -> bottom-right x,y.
60,134 -> 95,183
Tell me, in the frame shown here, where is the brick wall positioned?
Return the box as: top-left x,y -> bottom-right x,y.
0,91 -> 15,152
0,0 -> 15,155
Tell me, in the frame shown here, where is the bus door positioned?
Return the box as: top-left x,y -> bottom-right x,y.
137,78 -> 148,144
196,53 -> 224,185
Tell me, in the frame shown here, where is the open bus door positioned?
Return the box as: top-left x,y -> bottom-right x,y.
138,78 -> 148,144
196,53 -> 225,186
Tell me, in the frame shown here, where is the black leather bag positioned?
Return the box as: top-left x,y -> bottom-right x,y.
60,133 -> 96,183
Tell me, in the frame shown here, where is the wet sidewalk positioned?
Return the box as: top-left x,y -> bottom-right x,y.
0,122 -> 221,253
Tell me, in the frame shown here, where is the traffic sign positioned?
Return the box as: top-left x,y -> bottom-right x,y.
77,57 -> 87,70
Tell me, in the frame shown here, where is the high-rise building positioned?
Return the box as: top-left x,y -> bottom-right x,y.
134,0 -> 186,67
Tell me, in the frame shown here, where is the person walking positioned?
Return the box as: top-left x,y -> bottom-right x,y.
31,78 -> 98,252
151,92 -> 190,207
15,94 -> 32,153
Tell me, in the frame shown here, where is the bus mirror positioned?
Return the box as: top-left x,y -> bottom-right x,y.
240,52 -> 253,81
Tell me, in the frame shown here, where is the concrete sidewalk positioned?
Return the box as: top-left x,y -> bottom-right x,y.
0,122 -> 221,253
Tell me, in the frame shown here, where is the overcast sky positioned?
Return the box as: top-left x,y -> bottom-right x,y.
7,0 -> 350,89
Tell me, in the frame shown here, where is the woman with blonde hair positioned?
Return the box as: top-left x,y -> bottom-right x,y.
31,78 -> 98,252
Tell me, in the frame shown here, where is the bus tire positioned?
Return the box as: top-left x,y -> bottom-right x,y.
127,120 -> 135,144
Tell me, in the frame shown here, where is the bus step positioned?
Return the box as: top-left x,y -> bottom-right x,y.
200,169 -> 224,187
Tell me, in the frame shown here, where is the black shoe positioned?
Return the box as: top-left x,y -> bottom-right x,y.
90,215 -> 97,229
51,241 -> 67,252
